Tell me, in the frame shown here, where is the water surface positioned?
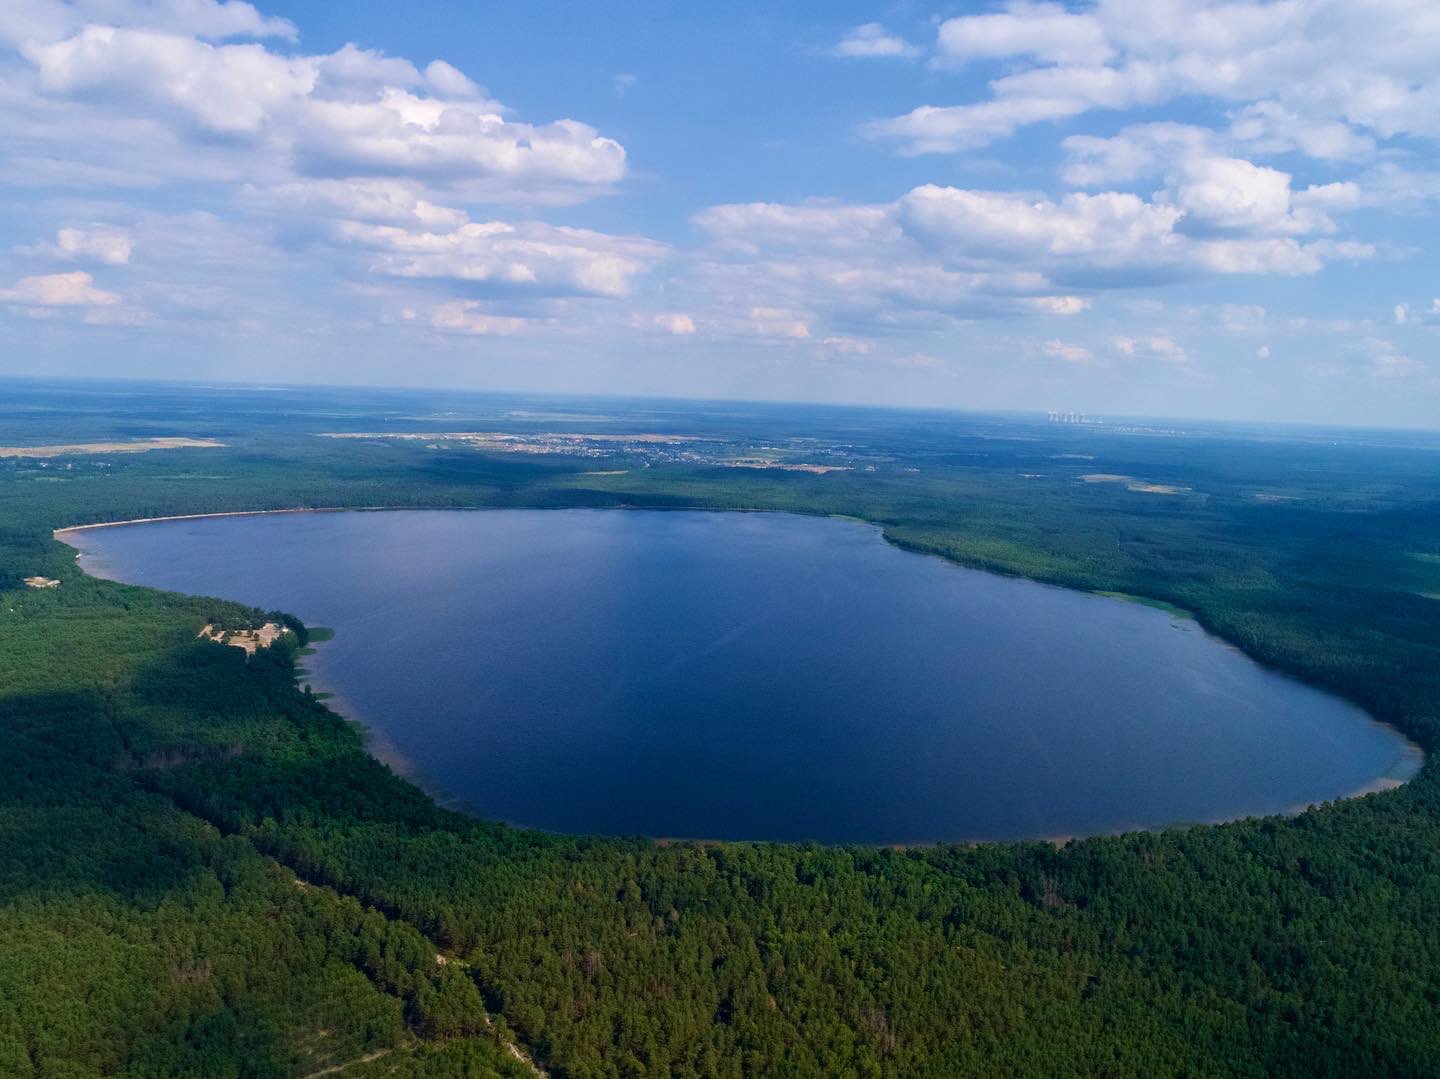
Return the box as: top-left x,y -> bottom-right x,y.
68,509 -> 1419,843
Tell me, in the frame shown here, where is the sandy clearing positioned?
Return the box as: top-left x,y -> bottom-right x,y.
0,437 -> 223,458
1126,482 -> 1190,495
728,459 -> 850,474
1253,491 -> 1302,502
199,622 -> 287,655
1081,473 -> 1189,495
321,431 -> 703,444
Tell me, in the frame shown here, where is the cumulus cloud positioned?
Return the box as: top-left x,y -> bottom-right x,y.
632,312 -> 695,335
416,301 -> 528,336
332,219 -> 666,299
0,269 -> 118,306
821,335 -> 874,354
0,0 -> 297,46
1394,300 -> 1440,327
241,179 -> 468,230
1063,125 -> 1367,235
1110,335 -> 1188,362
1228,102 -> 1376,161
56,225 -> 132,263
14,26 -> 626,201
19,225 -> 133,264
1362,337 -> 1427,378
689,173 -> 1370,344
2,0 -> 1430,408
749,306 -> 811,339
871,0 -> 1440,157
896,182 -> 1358,281
1031,295 -> 1090,315
1041,338 -> 1093,363
693,201 -> 900,254
834,23 -> 919,59
936,2 -> 1113,67
0,2 -> 659,341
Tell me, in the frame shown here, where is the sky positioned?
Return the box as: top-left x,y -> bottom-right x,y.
2,1 -> 1440,426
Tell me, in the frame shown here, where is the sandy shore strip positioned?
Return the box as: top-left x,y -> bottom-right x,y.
53,506 -> 386,537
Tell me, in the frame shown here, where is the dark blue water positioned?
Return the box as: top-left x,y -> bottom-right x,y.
68,510 -> 1420,843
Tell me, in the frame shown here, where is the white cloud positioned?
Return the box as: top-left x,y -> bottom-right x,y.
1216,303 -> 1266,333
872,0 -> 1440,157
895,183 -> 1355,281
0,269 -> 118,306
0,0 -> 297,46
1031,295 -> 1090,315
745,307 -> 810,339
295,91 -> 626,197
242,179 -> 468,230
9,22 -> 627,204
1392,299 -> 1440,327
19,225 -> 133,264
1061,124 -> 1209,187
419,301 -> 528,336
693,201 -> 899,254
896,185 -> 1183,265
0,4 -> 658,340
689,176 -> 1370,344
1064,127 -> 1364,235
633,312 -> 695,335
821,335 -> 874,354
1256,345 -> 1271,358
1363,337 -> 1426,378
1228,102 -> 1376,161
936,2 -> 1113,67
1166,156 -> 1297,234
334,219 -> 666,299
1110,335 -> 1188,362
1042,338 -> 1093,363
24,25 -> 316,135
55,225 -> 132,264
834,23 -> 919,59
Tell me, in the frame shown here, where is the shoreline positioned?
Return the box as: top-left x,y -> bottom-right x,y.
55,504 -> 1429,846
297,644 -> 483,816
53,506 -> 384,536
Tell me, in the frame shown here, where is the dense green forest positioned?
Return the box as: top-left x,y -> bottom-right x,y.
3,381 -> 1440,1076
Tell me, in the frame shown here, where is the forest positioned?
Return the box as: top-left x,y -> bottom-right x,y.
3,380 -> 1440,1076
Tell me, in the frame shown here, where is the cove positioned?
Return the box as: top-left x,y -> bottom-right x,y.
65,509 -> 1420,844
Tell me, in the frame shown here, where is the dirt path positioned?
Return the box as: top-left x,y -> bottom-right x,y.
302,1048 -> 393,1078
285,872 -> 548,1077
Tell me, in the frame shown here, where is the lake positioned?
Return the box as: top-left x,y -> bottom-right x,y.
65,509 -> 1421,844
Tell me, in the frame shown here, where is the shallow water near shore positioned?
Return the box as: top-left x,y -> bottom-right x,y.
67,508 -> 1421,844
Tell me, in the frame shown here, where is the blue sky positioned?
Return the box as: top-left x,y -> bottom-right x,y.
2,1 -> 1439,426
